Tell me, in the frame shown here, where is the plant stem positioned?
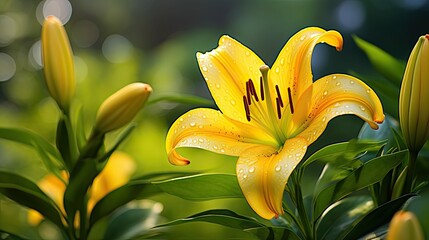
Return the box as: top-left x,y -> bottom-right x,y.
79,197 -> 88,240
403,151 -> 418,194
291,172 -> 313,240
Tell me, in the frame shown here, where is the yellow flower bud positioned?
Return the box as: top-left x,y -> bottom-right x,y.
399,35 -> 429,152
95,83 -> 152,133
387,211 -> 424,240
41,15 -> 76,111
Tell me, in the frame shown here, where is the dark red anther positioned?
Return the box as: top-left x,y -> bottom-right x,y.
249,79 -> 259,102
276,97 -> 282,119
275,85 -> 283,108
246,81 -> 252,106
243,96 -> 251,121
260,77 -> 265,101
287,87 -> 294,114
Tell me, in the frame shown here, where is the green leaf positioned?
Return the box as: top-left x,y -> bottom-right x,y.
301,140 -> 385,169
403,189 -> 429,238
56,117 -> 73,170
353,35 -> 405,86
313,150 -> 407,221
0,230 -> 29,240
341,194 -> 414,240
0,128 -> 63,175
89,180 -> 161,227
148,94 -> 214,106
103,206 -> 162,240
63,158 -> 98,223
154,173 -> 243,200
73,104 -> 87,152
0,171 -> 64,230
316,195 -> 373,240
358,115 -> 400,153
156,209 -> 264,230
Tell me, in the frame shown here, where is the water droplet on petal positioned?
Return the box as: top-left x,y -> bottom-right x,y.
215,83 -> 221,89
213,145 -> 219,150
334,102 -> 341,107
275,67 -> 280,73
230,99 -> 236,105
300,35 -> 306,41
322,117 -> 326,122
243,174 -> 248,179
245,51 -> 250,56
336,82 -> 341,86
275,166 -> 281,172
202,66 -> 208,72
366,89 -> 371,94
360,106 -> 366,111
239,169 -> 244,173
280,58 -> 285,65
332,75 -> 337,79
202,115 -> 207,119
190,122 -> 196,127
323,91 -> 328,96
249,167 -> 255,173
198,138 -> 204,143
350,80 -> 355,85
296,153 -> 302,157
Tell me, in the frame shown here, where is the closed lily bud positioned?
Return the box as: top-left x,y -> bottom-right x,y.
41,15 -> 76,112
387,211 -> 424,240
95,83 -> 152,133
399,35 -> 429,152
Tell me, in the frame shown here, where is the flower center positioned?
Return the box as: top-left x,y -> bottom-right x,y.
241,65 -> 294,144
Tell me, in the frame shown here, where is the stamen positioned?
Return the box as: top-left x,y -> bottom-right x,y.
275,85 -> 283,108
276,97 -> 282,119
248,79 -> 259,102
243,96 -> 251,121
246,81 -> 252,106
287,87 -> 294,114
260,77 -> 265,101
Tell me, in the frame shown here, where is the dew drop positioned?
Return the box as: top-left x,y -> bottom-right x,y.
179,117 -> 184,122
220,149 -> 225,153
300,35 -> 306,41
323,90 -> 328,96
202,66 -> 208,72
332,75 -> 337,79
243,174 -> 248,179
245,51 -> 250,56
213,145 -> 219,150
360,106 -> 366,111
334,102 -> 341,107
336,82 -> 341,86
284,163 -> 289,168
182,140 -> 187,144
249,167 -> 255,173
280,58 -> 285,65
230,99 -> 236,105
181,126 -> 186,129
215,83 -> 221,89
322,117 -> 326,122
366,89 -> 371,94
198,138 -> 204,143
192,139 -> 197,143
198,125 -> 203,129
275,166 -> 282,172
296,153 -> 302,157
275,67 -> 280,73
350,80 -> 355,85
239,169 -> 244,173
202,115 -> 207,119
288,154 -> 293,158
204,77 -> 209,81
189,122 -> 196,127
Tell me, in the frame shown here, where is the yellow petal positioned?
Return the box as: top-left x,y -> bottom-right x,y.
236,137 -> 308,219
166,108 -> 277,166
295,74 -> 384,144
271,27 -> 343,101
197,35 -> 266,124
387,211 -> 424,240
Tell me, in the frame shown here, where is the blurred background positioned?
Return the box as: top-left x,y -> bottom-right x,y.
0,0 -> 428,239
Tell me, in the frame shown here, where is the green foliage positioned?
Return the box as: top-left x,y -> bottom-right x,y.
0,171 -> 64,231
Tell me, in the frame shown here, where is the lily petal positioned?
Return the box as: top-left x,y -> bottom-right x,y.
295,74 -> 384,144
197,36 -> 266,124
271,27 -> 343,100
236,137 -> 308,219
166,108 -> 277,166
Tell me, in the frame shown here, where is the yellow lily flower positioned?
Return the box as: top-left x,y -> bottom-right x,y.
166,27 -> 384,219
28,151 -> 135,226
387,211 -> 424,240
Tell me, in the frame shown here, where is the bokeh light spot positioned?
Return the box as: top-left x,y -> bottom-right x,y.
0,15 -> 18,46
336,0 -> 366,31
74,56 -> 88,83
0,52 -> 17,82
28,41 -> 43,70
36,0 -> 72,25
102,34 -> 133,63
398,0 -> 427,9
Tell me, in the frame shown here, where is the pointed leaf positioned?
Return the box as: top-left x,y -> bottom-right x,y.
0,127 -> 63,174
340,194 -> 414,239
148,94 -> 214,107
156,209 -> 264,230
0,171 -> 64,229
154,173 -> 243,200
353,35 -> 405,85
313,150 -> 407,220
89,180 -> 161,227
